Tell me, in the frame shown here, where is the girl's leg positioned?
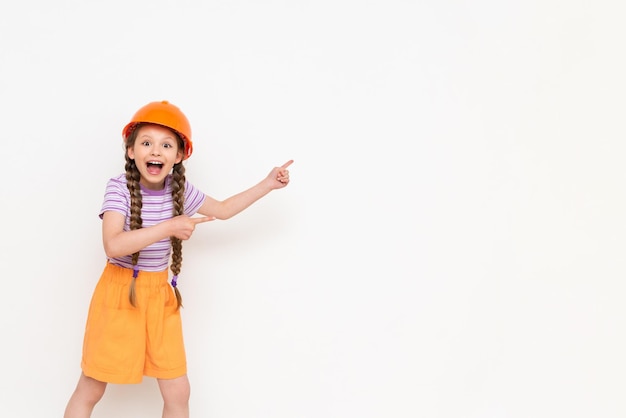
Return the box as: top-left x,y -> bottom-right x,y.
64,373 -> 107,418
158,375 -> 191,418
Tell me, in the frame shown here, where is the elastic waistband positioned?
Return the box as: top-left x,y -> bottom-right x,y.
103,262 -> 168,287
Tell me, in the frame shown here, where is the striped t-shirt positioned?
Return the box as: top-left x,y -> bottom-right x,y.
99,173 -> 206,272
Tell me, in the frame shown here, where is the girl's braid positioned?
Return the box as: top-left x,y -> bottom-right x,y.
125,153 -> 143,307
170,161 -> 186,309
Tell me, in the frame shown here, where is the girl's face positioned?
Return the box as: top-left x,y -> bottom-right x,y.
127,124 -> 184,190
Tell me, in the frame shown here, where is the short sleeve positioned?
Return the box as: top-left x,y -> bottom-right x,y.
99,176 -> 130,219
184,180 -> 206,215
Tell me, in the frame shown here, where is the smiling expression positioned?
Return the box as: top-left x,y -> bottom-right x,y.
127,124 -> 184,190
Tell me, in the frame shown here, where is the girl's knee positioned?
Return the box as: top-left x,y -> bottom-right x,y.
159,375 -> 191,406
77,374 -> 107,404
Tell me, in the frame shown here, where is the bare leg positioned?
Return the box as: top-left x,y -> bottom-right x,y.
158,375 -> 191,418
64,373 -> 107,418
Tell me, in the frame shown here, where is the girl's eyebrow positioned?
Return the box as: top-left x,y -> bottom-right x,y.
139,134 -> 175,141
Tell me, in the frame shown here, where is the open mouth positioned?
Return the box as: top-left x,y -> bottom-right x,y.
146,161 -> 164,175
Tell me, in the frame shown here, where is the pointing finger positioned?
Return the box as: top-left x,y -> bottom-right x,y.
192,216 -> 216,224
280,160 -> 294,169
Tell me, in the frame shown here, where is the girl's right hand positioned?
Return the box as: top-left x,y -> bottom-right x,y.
169,215 -> 215,240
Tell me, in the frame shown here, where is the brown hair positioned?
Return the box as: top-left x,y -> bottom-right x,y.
124,123 -> 186,309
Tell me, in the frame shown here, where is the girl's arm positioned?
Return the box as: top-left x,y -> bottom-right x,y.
102,211 -> 213,258
198,160 -> 293,220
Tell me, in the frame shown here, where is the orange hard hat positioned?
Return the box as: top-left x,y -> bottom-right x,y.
122,100 -> 194,159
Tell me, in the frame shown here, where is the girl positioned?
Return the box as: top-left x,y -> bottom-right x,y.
63,100 -> 292,418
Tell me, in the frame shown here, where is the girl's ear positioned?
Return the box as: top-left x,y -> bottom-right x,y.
127,146 -> 135,160
175,150 -> 183,164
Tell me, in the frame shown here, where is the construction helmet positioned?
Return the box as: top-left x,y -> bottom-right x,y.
122,100 -> 194,159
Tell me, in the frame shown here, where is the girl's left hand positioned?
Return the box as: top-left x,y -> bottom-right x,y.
269,160 -> 293,189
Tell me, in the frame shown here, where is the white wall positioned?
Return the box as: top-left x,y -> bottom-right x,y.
1,1 -> 625,417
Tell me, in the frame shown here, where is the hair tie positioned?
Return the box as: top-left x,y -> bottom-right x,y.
171,275 -> 178,288
133,269 -> 139,279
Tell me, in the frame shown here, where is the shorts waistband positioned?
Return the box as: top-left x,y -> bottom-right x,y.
103,262 -> 168,287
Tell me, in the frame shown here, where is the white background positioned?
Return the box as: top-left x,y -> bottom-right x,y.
1,1 -> 625,417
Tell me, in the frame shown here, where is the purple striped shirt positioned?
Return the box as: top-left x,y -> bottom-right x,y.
99,173 -> 206,272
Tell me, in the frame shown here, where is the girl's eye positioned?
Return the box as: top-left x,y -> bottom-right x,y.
163,143 -> 172,148
141,141 -> 151,146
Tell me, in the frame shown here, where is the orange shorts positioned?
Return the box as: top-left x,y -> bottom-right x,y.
81,262 -> 187,384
